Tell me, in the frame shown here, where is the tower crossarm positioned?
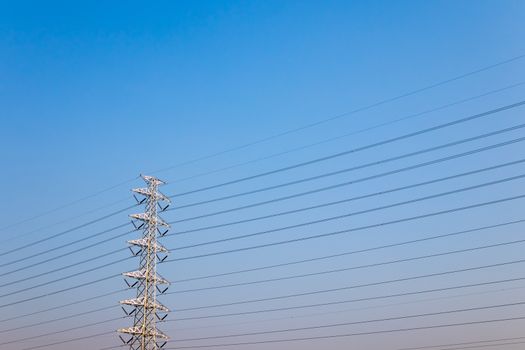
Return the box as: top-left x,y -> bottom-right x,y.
120,298 -> 169,312
118,327 -> 169,340
128,238 -> 168,253
123,269 -> 169,285
129,213 -> 170,227
132,188 -> 170,203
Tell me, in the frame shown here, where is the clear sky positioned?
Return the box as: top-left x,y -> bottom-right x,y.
1,1 -> 525,350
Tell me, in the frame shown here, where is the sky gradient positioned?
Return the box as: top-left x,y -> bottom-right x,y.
1,1 -> 525,350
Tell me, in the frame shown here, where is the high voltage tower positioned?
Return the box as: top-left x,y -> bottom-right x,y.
118,175 -> 171,350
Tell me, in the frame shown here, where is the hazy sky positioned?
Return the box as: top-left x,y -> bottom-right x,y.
1,1 -> 525,350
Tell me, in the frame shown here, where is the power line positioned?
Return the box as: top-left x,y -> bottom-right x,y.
34,303 -> 525,348
11,302 -> 525,349
0,289 -> 126,324
169,192 -> 525,261
0,177 -> 137,234
6,156 -> 523,290
169,257 -> 525,296
171,173 -> 525,251
6,127 -> 521,280
168,130 -> 525,223
436,341 -> 525,350
6,82 -> 522,256
167,100 -> 525,199
173,284 -> 525,331
168,238 -> 525,295
18,330 -> 114,350
3,221 -> 525,335
164,316 -> 525,349
2,105 -> 521,272
171,301 -> 525,342
3,193 -> 525,310
0,227 -> 131,277
100,335 -> 525,350
164,81 -> 525,187
396,336 -> 525,350
170,123 -> 525,213
4,141 -> 522,293
175,261 -> 525,312
0,273 -> 119,310
0,206 -> 133,258
0,304 -> 117,335
169,218 -> 525,283
6,275 -> 525,344
172,158 -> 525,235
0,256 -> 130,301
173,278 -> 525,321
150,53 -> 525,176
5,170 -> 520,298
0,316 -> 121,347
5,81 -> 523,251
6,196 -> 131,245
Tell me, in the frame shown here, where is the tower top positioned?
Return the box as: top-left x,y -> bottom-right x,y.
140,174 -> 166,186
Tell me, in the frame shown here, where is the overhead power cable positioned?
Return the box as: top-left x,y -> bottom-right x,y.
3,193 -> 525,310
0,247 -> 127,288
171,300 -> 525,342
169,257 -> 525,295
169,130 -> 525,223
0,289 -> 126,325
174,258 -> 525,311
438,341 -> 525,350
18,330 -> 114,350
0,207 -> 133,259
5,74 -> 524,248
0,255 -> 130,301
167,100 -> 525,199
5,170 -> 521,298
6,196 -> 131,246
172,157 -> 525,235
396,336 -> 525,350
165,81 -> 525,186
169,218 -> 525,283
6,82 -> 523,250
0,304 -> 117,335
3,219 -> 525,334
169,192 -> 525,261
0,229 -> 130,278
7,277 -> 525,342
2,105 -> 522,272
0,316 -> 120,347
170,122 -> 525,213
13,274 -> 523,339
6,127 -> 523,279
16,302 -> 525,346
168,238 -> 525,295
25,302 -> 525,348
4,53 -> 523,248
150,53 -> 525,175
164,316 -> 525,349
0,177 -> 136,234
0,274 -> 120,310
7,156 -> 523,290
171,173 -> 525,251
4,146 -> 522,292
173,277 -> 525,320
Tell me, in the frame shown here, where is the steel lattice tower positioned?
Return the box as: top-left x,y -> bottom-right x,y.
118,175 -> 171,350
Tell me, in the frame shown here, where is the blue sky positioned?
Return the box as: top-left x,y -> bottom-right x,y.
1,1 -> 525,350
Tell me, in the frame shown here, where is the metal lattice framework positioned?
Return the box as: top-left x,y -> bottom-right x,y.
118,175 -> 171,350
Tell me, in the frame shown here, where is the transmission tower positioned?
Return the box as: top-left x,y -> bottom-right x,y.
118,175 -> 171,350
